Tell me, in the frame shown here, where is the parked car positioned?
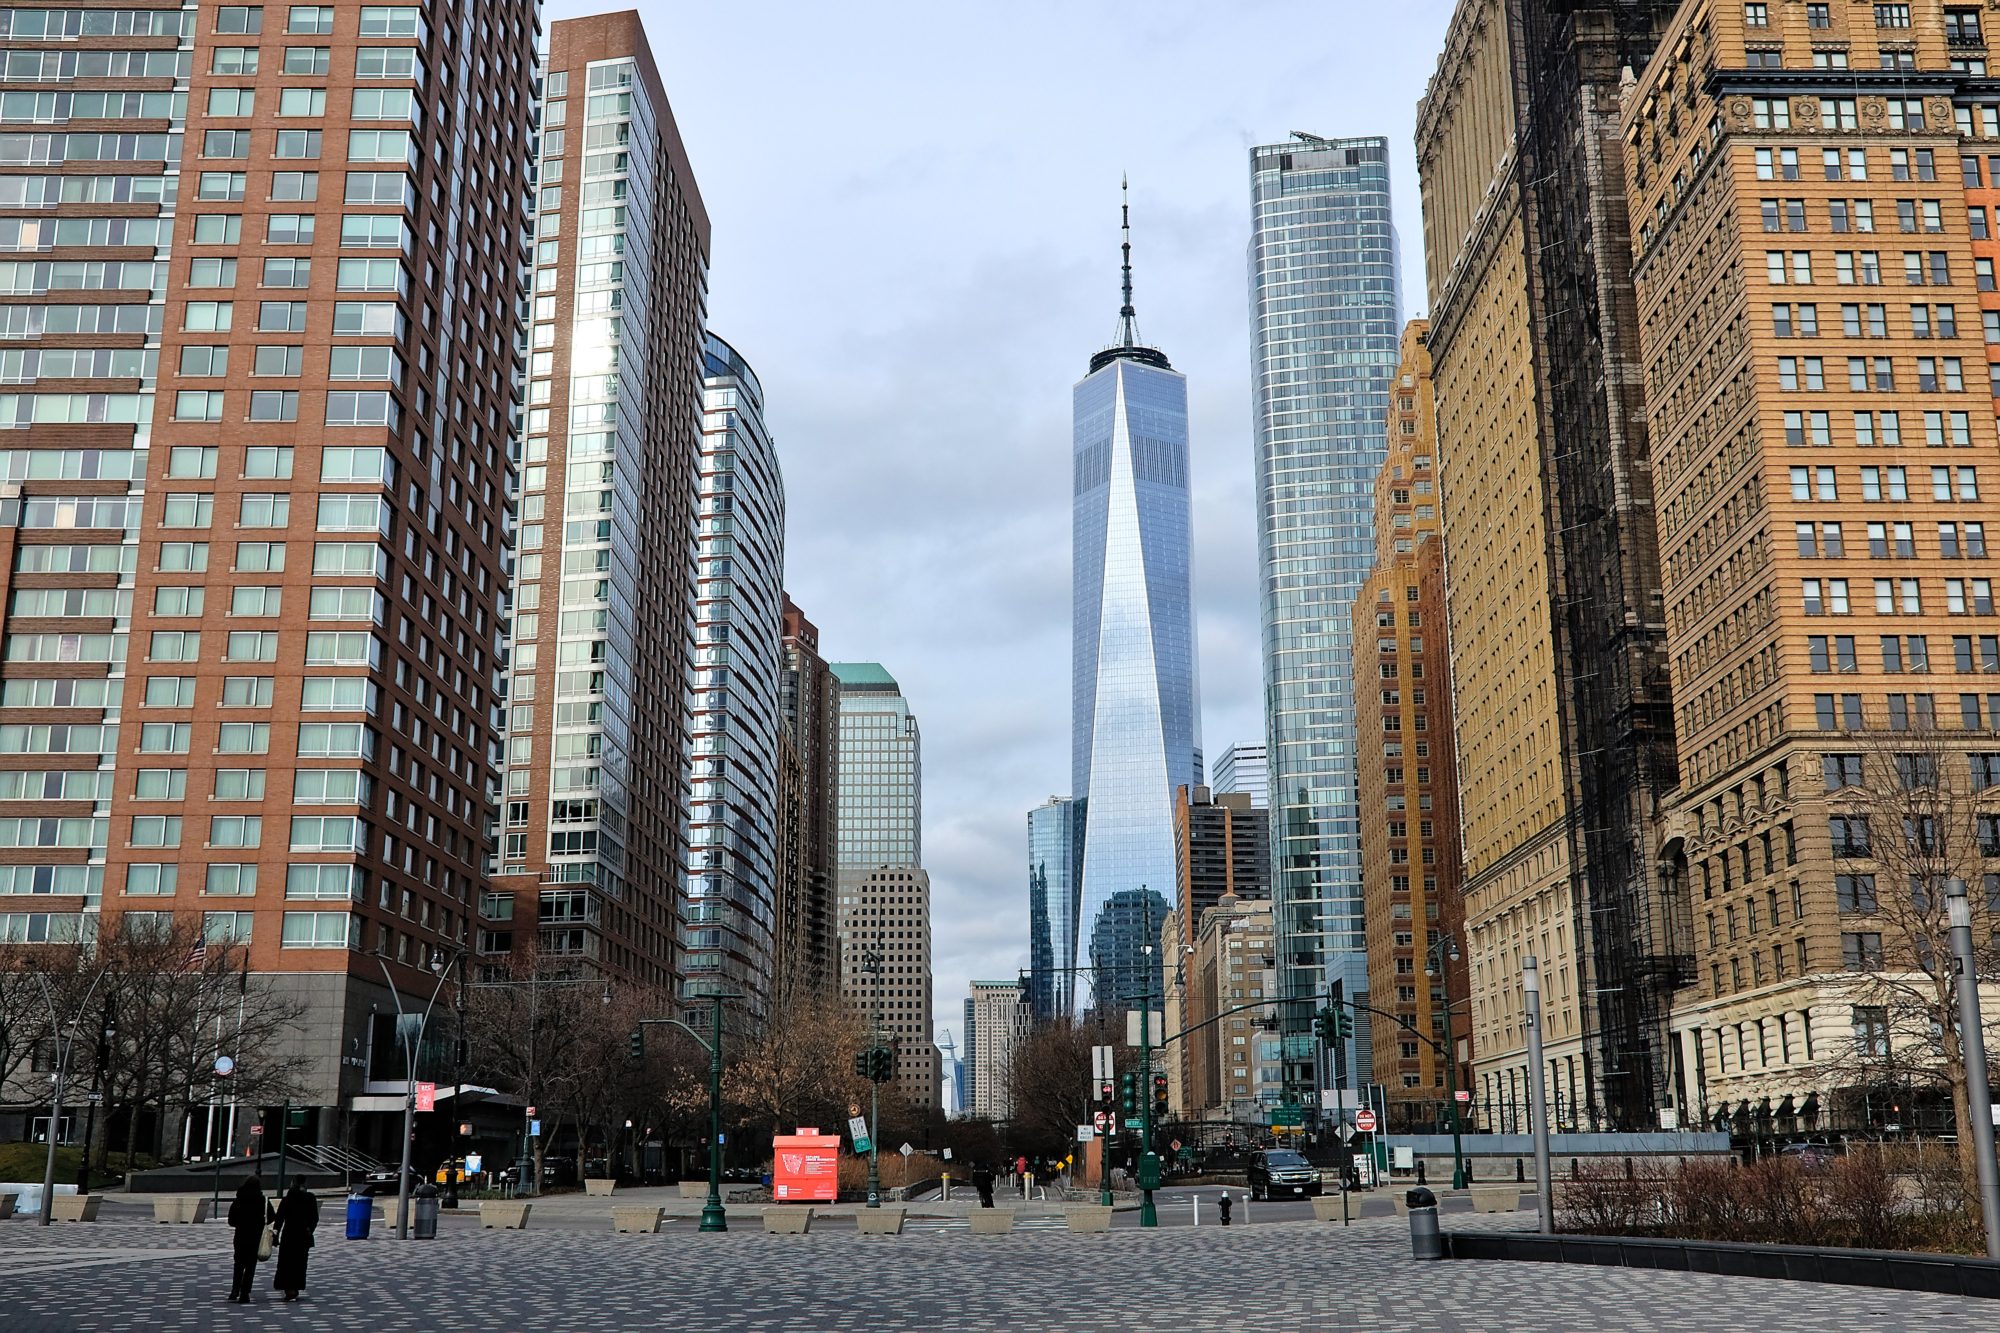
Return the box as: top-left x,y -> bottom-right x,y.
1247,1148 -> 1323,1200
361,1165 -> 425,1197
1779,1141 -> 1839,1167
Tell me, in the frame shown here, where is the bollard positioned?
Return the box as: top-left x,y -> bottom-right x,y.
1406,1187 -> 1442,1260
1516,1158 -> 1525,1183
1416,1160 -> 1427,1186
345,1191 -> 373,1241
412,1183 -> 440,1240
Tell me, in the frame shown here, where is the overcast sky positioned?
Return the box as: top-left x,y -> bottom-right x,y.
549,0 -> 1457,1050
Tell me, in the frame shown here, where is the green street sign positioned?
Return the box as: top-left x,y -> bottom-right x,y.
1270,1105 -> 1303,1127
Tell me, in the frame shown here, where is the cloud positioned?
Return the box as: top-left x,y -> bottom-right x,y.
554,0 -> 1457,1049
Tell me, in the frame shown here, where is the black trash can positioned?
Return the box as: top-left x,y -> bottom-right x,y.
412,1183 -> 440,1240
1405,1186 -> 1442,1260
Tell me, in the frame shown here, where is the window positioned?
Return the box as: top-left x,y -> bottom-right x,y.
1835,874 -> 1878,912
192,214 -> 242,246
269,171 -> 318,202
287,6 -> 333,35
261,257 -> 311,288
281,911 -> 351,949
207,814 -> 261,848
258,300 -> 307,332
125,864 -> 177,897
1842,932 -> 1886,970
253,345 -> 302,377
279,87 -> 327,117
1823,754 -> 1865,789
1830,814 -> 1871,857
1853,1005 -> 1890,1057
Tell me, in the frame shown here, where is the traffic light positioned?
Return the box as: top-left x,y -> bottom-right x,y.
1151,1073 -> 1169,1118
1119,1072 -> 1138,1116
1099,1080 -> 1114,1105
868,1045 -> 894,1083
628,1028 -> 644,1062
1313,1006 -> 1335,1046
853,1050 -> 870,1079
1334,1008 -> 1353,1041
1314,1003 -> 1356,1046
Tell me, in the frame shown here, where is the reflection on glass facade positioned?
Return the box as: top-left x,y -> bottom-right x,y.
831,663 -> 921,870
1027,795 -> 1082,1020
685,335 -> 784,1020
1248,136 -> 1402,1092
1071,207 -> 1201,1016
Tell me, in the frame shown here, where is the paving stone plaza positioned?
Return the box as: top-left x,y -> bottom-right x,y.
0,1203 -> 1994,1332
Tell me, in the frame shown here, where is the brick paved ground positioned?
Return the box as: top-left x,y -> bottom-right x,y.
0,1210 -> 1993,1332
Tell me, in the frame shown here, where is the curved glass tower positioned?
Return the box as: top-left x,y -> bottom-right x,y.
1071,190 -> 1200,1015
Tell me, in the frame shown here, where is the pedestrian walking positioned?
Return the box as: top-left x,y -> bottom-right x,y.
225,1177 -> 272,1304
1217,1191 -> 1232,1227
272,1181 -> 320,1302
971,1161 -> 996,1208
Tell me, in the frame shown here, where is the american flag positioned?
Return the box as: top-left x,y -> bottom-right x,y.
178,939 -> 207,974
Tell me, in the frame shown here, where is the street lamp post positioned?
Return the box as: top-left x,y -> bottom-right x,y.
1523,955 -> 1553,1235
635,992 -> 738,1232
1424,934 -> 1467,1190
375,949 -> 458,1240
76,996 -> 114,1194
864,936 -> 885,1209
1944,878 -> 2000,1260
1138,943 -> 1159,1228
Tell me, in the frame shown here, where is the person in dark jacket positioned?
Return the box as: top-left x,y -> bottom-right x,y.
970,1162 -> 996,1208
272,1182 -> 320,1302
225,1177 -> 271,1303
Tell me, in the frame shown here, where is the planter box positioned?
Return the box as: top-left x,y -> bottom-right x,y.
1064,1205 -> 1113,1233
611,1206 -> 663,1234
1310,1195 -> 1348,1223
855,1207 -> 906,1235
480,1201 -> 531,1230
761,1207 -> 812,1234
0,1193 -> 16,1220
583,1178 -> 616,1197
1469,1185 -> 1526,1214
50,1194 -> 100,1223
151,1197 -> 211,1224
968,1209 -> 1015,1235
677,1181 -> 712,1199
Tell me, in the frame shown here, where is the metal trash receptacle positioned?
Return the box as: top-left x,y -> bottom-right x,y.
345,1192 -> 372,1240
412,1183 -> 440,1240
1405,1186 -> 1442,1260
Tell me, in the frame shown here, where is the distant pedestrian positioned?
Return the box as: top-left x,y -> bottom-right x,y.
1217,1192 -> 1232,1227
272,1182 -> 320,1302
971,1162 -> 996,1208
225,1177 -> 271,1304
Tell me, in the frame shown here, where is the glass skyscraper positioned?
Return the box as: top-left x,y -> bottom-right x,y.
1247,136 -> 1402,1096
1026,795 -> 1082,1020
1071,193 -> 1200,1016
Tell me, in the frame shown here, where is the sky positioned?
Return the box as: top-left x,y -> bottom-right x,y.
549,0 -> 1458,1051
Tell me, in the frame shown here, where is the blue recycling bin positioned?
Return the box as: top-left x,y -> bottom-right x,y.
345,1191 -> 373,1240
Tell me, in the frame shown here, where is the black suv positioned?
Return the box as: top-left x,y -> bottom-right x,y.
1247,1149 -> 1322,1200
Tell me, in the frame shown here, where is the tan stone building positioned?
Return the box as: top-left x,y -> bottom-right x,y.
1625,0 -> 2000,1135
1419,0 -> 1685,1132
1162,893 -> 1278,1122
839,866 -> 939,1111
1352,322 -> 1471,1129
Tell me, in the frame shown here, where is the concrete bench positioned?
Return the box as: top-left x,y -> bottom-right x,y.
1310,1195 -> 1349,1222
968,1208 -> 1014,1235
761,1207 -> 812,1234
151,1197 -> 212,1224
1469,1184 -> 1528,1213
1063,1204 -> 1112,1233
611,1206 -> 663,1234
49,1194 -> 100,1223
855,1207 -> 905,1235
479,1200 -> 531,1230
583,1178 -> 615,1197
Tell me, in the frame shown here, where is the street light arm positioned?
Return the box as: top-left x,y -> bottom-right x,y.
636,1016 -> 713,1057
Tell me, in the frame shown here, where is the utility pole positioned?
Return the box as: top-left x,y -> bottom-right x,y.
1944,878 -> 2000,1260
866,933 -> 885,1209
1523,955 -> 1553,1234
34,966 -> 108,1227
76,995 -> 113,1194
1138,954 -> 1159,1228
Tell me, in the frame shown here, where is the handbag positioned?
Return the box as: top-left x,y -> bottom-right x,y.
257,1223 -> 276,1262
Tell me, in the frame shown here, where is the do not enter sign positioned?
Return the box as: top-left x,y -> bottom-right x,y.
1354,1109 -> 1378,1133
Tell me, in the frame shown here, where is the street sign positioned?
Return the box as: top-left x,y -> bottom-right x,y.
942,1148 -> 952,1160
1453,1089 -> 1470,1104
249,1125 -> 264,1136
1355,1109 -> 1378,1133
1270,1104 -> 1303,1127
86,1092 -> 103,1103
1337,1123 -> 1355,1144
213,1055 -> 236,1078
415,1081 -> 436,1113
847,1115 -> 870,1153
1124,1010 -> 1164,1047
1076,1124 -> 1094,1142
898,1143 -> 914,1158
465,1154 -> 483,1175
1093,1110 -> 1108,1132
1169,1139 -> 1181,1152
1092,1044 -> 1114,1080
525,1105 -> 536,1117
849,1103 -> 861,1117
529,1119 -> 541,1137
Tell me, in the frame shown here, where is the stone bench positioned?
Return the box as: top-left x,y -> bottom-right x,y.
761,1207 -> 812,1234
583,1178 -> 615,1197
151,1197 -> 212,1224
611,1206 -> 663,1234
968,1208 -> 1014,1235
1468,1184 -> 1528,1213
479,1200 -> 531,1230
49,1194 -> 100,1223
1063,1204 -> 1112,1233
855,1207 -> 905,1235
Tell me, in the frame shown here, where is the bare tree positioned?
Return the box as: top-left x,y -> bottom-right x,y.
0,943 -> 88,1103
724,989 -> 868,1145
1833,727 -> 2000,1192
1007,1014 -> 1125,1161
461,946 -> 617,1182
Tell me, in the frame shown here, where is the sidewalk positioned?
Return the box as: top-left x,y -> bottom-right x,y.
423,1185 -> 1138,1222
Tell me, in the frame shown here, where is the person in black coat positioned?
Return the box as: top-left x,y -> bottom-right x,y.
970,1162 -> 996,1208
272,1183 -> 320,1302
225,1177 -> 271,1304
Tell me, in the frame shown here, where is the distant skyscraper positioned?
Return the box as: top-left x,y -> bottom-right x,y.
1248,136 -> 1402,1098
838,867 -> 939,1109
775,597 -> 839,998
685,336 -> 784,1018
1072,184 -> 1200,1017
831,663 -> 921,872
964,980 -> 1029,1119
1211,743 -> 1268,808
1172,785 -> 1270,952
1027,796 -> 1082,1021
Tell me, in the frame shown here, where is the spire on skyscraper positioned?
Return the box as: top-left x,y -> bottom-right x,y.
1091,177 -> 1171,374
